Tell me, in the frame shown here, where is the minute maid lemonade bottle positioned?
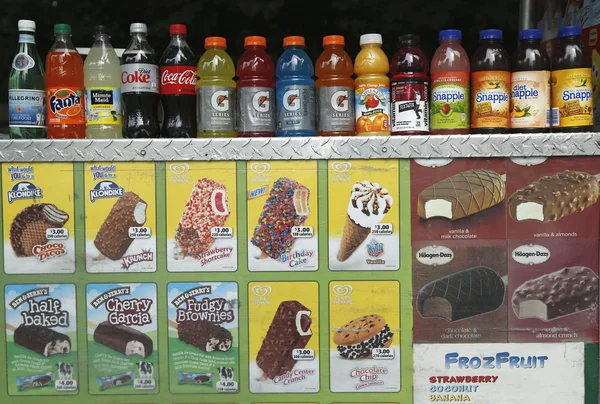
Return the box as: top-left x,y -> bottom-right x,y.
355,33 -> 390,136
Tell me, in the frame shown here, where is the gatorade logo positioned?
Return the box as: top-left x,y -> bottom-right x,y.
284,89 -> 301,111
211,90 -> 230,112
331,90 -> 349,112
253,91 -> 270,112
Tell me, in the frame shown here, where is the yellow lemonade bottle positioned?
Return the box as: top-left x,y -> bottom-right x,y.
354,33 -> 390,136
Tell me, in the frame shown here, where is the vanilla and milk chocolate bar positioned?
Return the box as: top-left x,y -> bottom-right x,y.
177,320 -> 233,352
508,170 -> 600,222
14,324 -> 71,357
417,266 -> 505,321
417,169 -> 505,220
256,300 -> 312,379
93,321 -> 153,358
513,266 -> 599,321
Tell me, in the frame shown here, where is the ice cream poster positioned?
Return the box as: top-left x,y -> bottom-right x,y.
167,282 -> 239,393
165,162 -> 237,272
248,282 -> 319,393
329,281 -> 401,393
2,163 -> 75,274
246,161 -> 318,271
84,162 -> 156,273
328,160 -> 399,271
86,283 -> 158,395
5,284 -> 78,395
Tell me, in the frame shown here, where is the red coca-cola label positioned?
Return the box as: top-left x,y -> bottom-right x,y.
160,66 -> 197,95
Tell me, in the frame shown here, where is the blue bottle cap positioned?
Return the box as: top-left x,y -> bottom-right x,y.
558,25 -> 582,37
519,29 -> 542,40
439,29 -> 462,41
480,29 -> 503,40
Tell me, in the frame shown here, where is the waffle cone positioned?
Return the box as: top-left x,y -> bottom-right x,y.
21,221 -> 51,257
337,215 -> 371,262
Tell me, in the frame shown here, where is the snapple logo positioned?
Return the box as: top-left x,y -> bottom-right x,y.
251,285 -> 272,306
332,284 -> 353,305
33,242 -> 66,262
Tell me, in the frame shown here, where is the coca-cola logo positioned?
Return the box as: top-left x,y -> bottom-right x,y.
122,68 -> 151,84
161,68 -> 197,86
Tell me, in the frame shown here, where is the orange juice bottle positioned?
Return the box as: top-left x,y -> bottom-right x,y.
354,33 -> 390,136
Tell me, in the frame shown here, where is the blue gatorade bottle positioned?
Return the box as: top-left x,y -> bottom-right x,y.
276,36 -> 316,136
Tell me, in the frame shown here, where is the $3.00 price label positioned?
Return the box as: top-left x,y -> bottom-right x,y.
371,223 -> 393,235
292,348 -> 315,360
128,226 -> 151,239
46,227 -> 69,240
371,347 -> 395,360
292,226 -> 314,238
211,226 -> 233,239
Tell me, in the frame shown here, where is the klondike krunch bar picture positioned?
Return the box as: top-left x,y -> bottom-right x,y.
86,283 -> 158,395
165,162 -> 237,272
5,284 -> 78,395
247,161 -> 318,271
167,282 -> 239,393
2,163 -> 75,274
84,162 -> 157,273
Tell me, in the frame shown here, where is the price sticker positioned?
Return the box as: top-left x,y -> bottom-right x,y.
55,379 -> 77,391
216,380 -> 239,392
211,226 -> 233,239
291,226 -> 314,238
292,348 -> 315,360
371,347 -> 395,360
128,226 -> 151,239
46,227 -> 68,240
134,378 -> 156,390
371,223 -> 393,235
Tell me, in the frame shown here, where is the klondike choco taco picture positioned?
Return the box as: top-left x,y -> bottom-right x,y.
10,203 -> 69,257
333,314 -> 393,359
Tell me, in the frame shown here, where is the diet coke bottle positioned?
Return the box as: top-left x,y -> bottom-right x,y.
121,23 -> 160,138
159,24 -> 197,138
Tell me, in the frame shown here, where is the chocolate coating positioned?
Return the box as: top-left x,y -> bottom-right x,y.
93,321 -> 153,358
14,325 -> 71,356
177,320 -> 233,352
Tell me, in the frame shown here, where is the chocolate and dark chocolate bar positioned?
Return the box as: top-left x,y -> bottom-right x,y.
417,266 -> 506,321
93,321 -> 153,358
256,300 -> 312,380
10,203 -> 69,257
508,170 -> 600,222
177,320 -> 232,352
14,324 -> 71,357
417,169 -> 505,221
513,266 -> 599,321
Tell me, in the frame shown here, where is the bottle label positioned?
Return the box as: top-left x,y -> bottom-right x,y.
85,87 -> 122,126
430,72 -> 469,130
551,68 -> 594,128
355,83 -> 390,133
317,86 -> 355,132
160,65 -> 197,95
391,79 -> 429,133
471,70 -> 511,129
12,52 -> 35,71
511,71 -> 551,129
47,87 -> 85,125
276,84 -> 316,131
197,85 -> 235,131
121,63 -> 159,94
8,89 -> 46,128
19,34 -> 35,43
238,86 -> 275,133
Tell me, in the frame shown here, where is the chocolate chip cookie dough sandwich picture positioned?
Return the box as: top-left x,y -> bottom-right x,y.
333,314 -> 393,359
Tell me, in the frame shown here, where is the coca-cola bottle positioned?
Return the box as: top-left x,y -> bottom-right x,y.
121,23 -> 160,138
159,24 -> 197,138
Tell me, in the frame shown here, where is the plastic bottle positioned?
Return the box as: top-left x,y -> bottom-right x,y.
9,20 -> 46,139
84,25 -> 122,139
551,25 -> 593,132
237,36 -> 275,137
390,34 -> 429,135
430,29 -> 470,135
276,36 -> 316,137
316,35 -> 355,136
160,24 -> 197,138
121,23 -> 160,138
197,37 -> 236,138
354,33 -> 390,136
511,29 -> 551,133
46,23 -> 85,139
471,29 -> 511,133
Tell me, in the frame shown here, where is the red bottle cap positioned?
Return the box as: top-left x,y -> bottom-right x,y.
169,24 -> 187,35
323,35 -> 345,46
283,36 -> 305,47
205,36 -> 227,48
245,36 -> 267,47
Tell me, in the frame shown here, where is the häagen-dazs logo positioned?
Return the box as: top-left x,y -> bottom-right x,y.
416,245 -> 454,266
331,161 -> 352,182
250,162 -> 271,182
512,244 -> 551,265
251,285 -> 272,305
169,163 -> 190,183
332,284 -> 353,305
253,91 -> 270,113
89,180 -> 124,203
8,181 -> 42,203
211,90 -> 230,112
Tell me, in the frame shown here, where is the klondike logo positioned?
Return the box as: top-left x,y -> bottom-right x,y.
89,180 -> 124,203
7,181 -> 43,203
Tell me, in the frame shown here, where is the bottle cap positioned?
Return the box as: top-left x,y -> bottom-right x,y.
130,23 -> 147,34
558,25 -> 582,37
398,34 -> 420,46
245,36 -> 267,47
480,29 -> 503,40
18,20 -> 36,32
205,36 -> 227,48
94,25 -> 109,35
360,33 -> 383,45
519,29 -> 542,40
170,24 -> 187,35
54,24 -> 71,35
439,29 -> 462,41
323,35 -> 345,46
283,36 -> 305,47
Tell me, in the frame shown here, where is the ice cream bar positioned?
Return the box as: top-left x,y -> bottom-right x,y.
251,177 -> 310,260
177,320 -> 233,352
94,192 -> 147,260
178,371 -> 214,385
513,266 -> 599,321
508,171 -> 600,222
97,371 -> 134,391
417,169 -> 505,220
17,372 -> 54,391
13,324 -> 71,356
93,321 -> 153,358
417,266 -> 506,321
256,300 -> 312,379
10,203 -> 69,257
